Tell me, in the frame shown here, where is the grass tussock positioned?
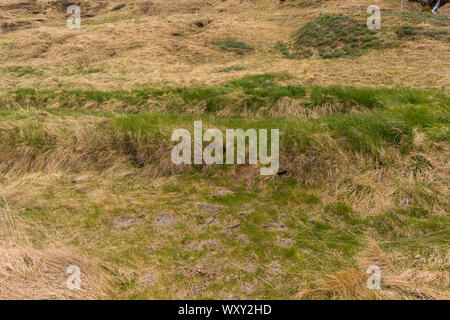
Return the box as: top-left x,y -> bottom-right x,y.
277,14 -> 383,59
394,25 -> 450,40
211,39 -> 255,55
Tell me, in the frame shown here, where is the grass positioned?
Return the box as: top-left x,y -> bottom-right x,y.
5,66 -> 43,77
394,25 -> 450,40
211,39 -> 255,55
217,66 -> 245,73
0,0 -> 449,300
277,14 -> 383,59
0,85 -> 448,299
7,73 -> 446,117
383,10 -> 450,26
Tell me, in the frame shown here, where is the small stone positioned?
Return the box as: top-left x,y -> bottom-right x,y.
265,221 -> 287,232
138,272 -> 158,287
113,215 -> 145,228
268,262 -> 280,273
214,188 -> 234,196
388,211 -> 404,222
236,234 -> 250,243
197,203 -> 228,213
236,210 -> 252,216
198,217 -> 218,229
246,263 -> 259,273
71,178 -> 85,184
242,281 -> 256,294
277,238 -> 294,247
226,222 -> 241,229
155,213 -> 174,227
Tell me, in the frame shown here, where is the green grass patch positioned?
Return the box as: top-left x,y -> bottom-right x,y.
394,25 -> 449,40
277,14 -> 382,59
383,10 -> 450,26
211,39 -> 254,55
217,65 -> 245,73
5,66 -> 43,77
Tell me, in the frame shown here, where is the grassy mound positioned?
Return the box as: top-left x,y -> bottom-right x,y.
277,14 -> 383,59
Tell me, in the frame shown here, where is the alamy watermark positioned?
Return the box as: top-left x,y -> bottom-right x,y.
66,265 -> 81,290
53,4 -> 383,31
366,265 -> 381,290
67,5 -> 81,30
171,121 -> 279,176
367,5 -> 381,30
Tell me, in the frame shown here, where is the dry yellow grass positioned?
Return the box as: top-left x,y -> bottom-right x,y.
0,0 -> 448,90
0,196 -> 112,299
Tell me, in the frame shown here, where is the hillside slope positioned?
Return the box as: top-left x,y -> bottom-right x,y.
0,0 -> 449,90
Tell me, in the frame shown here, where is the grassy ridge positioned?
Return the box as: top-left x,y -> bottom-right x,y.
1,81 -> 448,181
5,73 -> 448,116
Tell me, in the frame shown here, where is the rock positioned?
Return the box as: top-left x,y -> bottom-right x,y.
180,266 -> 222,281
214,188 -> 235,196
245,263 -> 259,273
226,221 -> 241,229
154,213 -> 175,227
71,178 -> 86,184
268,262 -> 280,273
264,221 -> 288,232
138,271 -> 158,287
192,19 -> 213,28
276,238 -> 294,247
198,217 -> 218,229
197,203 -> 228,213
113,215 -> 145,228
242,281 -> 256,294
112,4 -> 126,11
387,211 -> 404,222
236,234 -> 250,243
236,210 -> 252,216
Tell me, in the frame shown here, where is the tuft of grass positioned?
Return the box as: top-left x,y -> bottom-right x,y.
278,14 -> 382,59
326,113 -> 414,156
394,25 -> 450,40
383,10 -> 450,26
76,65 -> 104,74
211,39 -> 254,55
5,66 -> 43,77
325,202 -> 354,219
394,207 -> 429,218
309,86 -> 432,109
275,41 -> 312,59
217,65 -> 245,73
227,73 -> 305,101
